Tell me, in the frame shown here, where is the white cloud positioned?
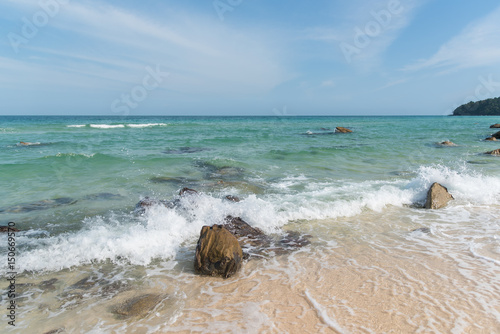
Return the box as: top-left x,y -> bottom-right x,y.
2,0 -> 291,96
404,5 -> 500,72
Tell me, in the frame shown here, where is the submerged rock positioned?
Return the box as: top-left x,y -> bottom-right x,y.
424,182 -> 454,209
42,328 -> 65,334
111,294 -> 164,319
193,161 -> 246,180
39,278 -> 58,292
208,180 -> 266,194
194,225 -> 243,278
1,197 -> 77,213
335,126 -> 353,133
163,147 -> 211,154
83,193 -> 123,201
412,227 -> 431,234
70,275 -> 102,290
149,176 -> 196,187
485,149 -> 500,156
438,141 -> 457,146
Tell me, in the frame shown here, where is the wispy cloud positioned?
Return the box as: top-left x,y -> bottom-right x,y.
304,0 -> 423,70
2,0 -> 290,96
404,5 -> 500,72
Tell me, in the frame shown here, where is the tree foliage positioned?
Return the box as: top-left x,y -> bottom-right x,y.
453,97 -> 500,115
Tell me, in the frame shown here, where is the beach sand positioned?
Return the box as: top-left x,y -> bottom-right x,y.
4,205 -> 499,333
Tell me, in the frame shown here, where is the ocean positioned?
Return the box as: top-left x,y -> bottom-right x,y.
1,115 -> 499,333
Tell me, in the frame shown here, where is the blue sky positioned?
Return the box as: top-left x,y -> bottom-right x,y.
1,0 -> 500,115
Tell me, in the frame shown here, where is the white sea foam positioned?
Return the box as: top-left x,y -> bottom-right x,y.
305,290 -> 349,333
73,123 -> 167,129
90,124 -> 125,129
408,164 -> 500,205
16,141 -> 42,146
126,123 -> 168,128
7,164 -> 500,274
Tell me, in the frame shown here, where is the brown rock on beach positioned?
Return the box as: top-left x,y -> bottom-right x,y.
424,182 -> 454,209
194,225 -> 243,278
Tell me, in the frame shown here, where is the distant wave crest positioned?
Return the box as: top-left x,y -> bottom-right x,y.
67,123 -> 168,129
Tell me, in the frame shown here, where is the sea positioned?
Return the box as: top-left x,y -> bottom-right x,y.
0,115 -> 499,333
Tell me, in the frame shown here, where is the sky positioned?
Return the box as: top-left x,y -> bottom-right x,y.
1,0 -> 500,116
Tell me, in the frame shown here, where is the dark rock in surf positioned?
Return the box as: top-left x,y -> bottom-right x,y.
134,197 -> 177,214
335,126 -> 353,133
179,187 -> 198,196
222,216 -> 311,256
194,225 -> 243,278
492,131 -> 500,139
485,148 -> 500,156
111,294 -> 164,319
424,182 -> 454,209
225,195 -> 240,202
0,225 -> 19,232
223,215 -> 266,241
485,137 -> 497,141
490,124 -> 500,128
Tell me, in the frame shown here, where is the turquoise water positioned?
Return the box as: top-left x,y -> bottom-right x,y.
1,116 -> 500,332
1,115 -> 499,267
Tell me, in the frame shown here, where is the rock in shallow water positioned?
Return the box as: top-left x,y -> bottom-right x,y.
438,141 -> 457,146
194,225 -> 243,278
425,182 -> 454,209
111,294 -> 164,319
1,197 -> 77,213
485,148 -> 500,156
335,126 -> 353,133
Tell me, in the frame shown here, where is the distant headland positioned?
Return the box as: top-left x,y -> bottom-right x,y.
453,97 -> 500,116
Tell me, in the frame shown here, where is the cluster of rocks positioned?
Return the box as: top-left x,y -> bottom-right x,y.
194,215 -> 310,278
135,188 -> 310,279
484,124 -> 500,155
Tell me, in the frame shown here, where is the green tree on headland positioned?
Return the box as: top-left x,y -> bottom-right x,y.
453,97 -> 500,115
